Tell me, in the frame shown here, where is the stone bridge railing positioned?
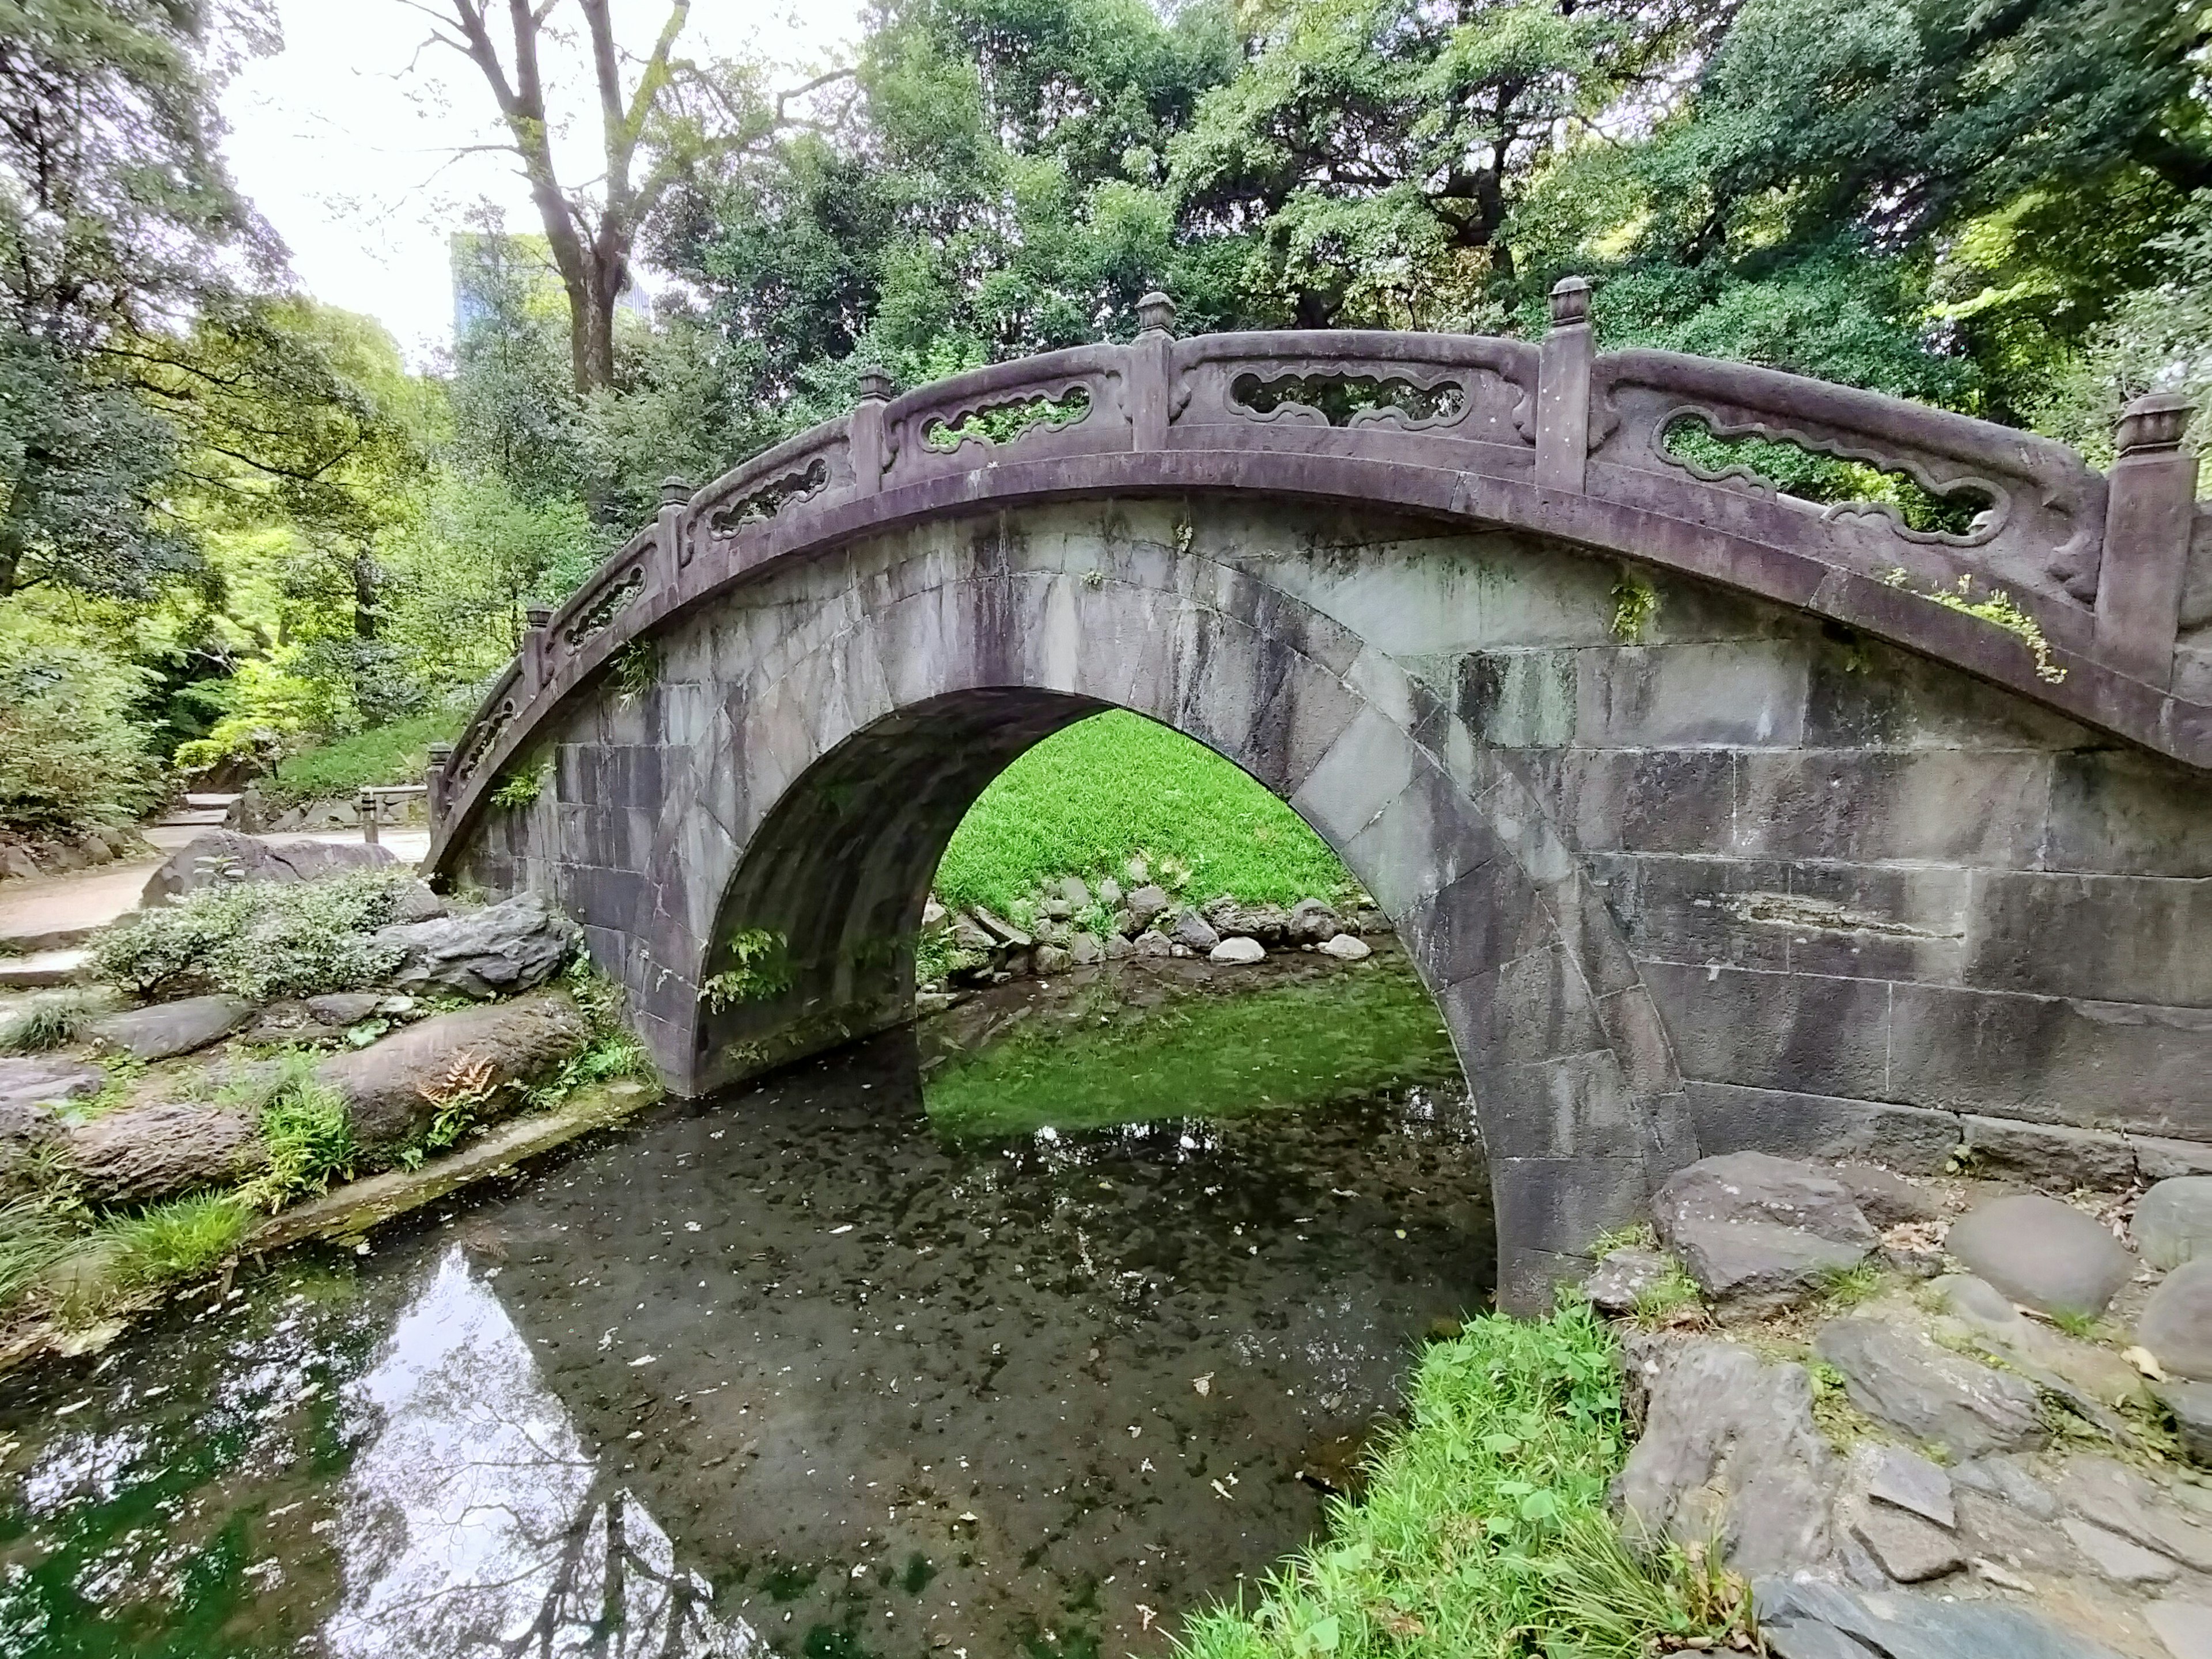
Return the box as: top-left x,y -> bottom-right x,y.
424,282 -> 2206,863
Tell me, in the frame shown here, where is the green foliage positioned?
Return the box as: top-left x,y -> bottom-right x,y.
1607,573 -> 1659,643
1816,1262 -> 1886,1310
935,710 -> 1352,917
1176,1304 -> 1753,1658
1661,415 -> 1987,536
700,929 -> 794,1011
91,869 -> 411,1002
238,1053 -> 355,1211
0,990 -> 101,1054
0,609 -> 162,832
263,712 -> 459,807
524,1028 -> 656,1112
101,1193 -> 251,1289
1628,1260 -> 1706,1327
1884,569 -> 2066,683
923,959 -> 1459,1137
0,1195 -> 74,1308
489,759 -> 550,810
610,638 -> 660,700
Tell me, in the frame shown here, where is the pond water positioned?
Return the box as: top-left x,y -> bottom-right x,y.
0,950 -> 1491,1658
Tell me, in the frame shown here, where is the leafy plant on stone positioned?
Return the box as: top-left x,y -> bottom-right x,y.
490,756 -> 551,810
91,870 -> 411,1002
399,1053 -> 499,1168
609,639 -> 659,702
1609,573 -> 1660,643
239,1052 -> 355,1211
700,929 -> 793,1011
1884,568 -> 2065,683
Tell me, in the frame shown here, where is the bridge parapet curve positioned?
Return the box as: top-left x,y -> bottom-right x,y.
428,282 -> 2202,870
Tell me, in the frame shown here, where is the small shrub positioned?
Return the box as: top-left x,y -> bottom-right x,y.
490,759 -> 549,810
104,1194 -> 251,1288
700,929 -> 793,1010
0,990 -> 102,1054
1609,572 -> 1660,642
92,869 -> 411,1002
610,639 -> 658,700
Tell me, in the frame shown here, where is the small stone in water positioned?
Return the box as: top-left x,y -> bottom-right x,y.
1192,1374 -> 1213,1396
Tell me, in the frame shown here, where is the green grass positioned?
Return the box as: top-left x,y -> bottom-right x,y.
922,958 -> 1459,1138
1176,1304 -> 1755,1659
101,1194 -> 251,1289
0,990 -> 101,1054
933,710 -> 1354,916
1629,1259 -> 1706,1326
263,713 -> 459,808
238,1052 -> 356,1211
0,1196 -> 75,1306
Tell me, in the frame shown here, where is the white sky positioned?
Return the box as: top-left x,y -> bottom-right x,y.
218,1 -> 863,368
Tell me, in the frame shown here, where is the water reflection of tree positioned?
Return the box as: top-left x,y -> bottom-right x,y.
328,1247 -> 756,1659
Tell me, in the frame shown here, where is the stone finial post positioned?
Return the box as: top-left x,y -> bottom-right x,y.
658,474 -> 691,577
850,367 -> 895,495
2094,392 -> 2198,687
522,602 -> 554,696
1131,290 -> 1177,451
1537,276 -> 1594,495
425,740 -> 454,827
357,788 -> 380,846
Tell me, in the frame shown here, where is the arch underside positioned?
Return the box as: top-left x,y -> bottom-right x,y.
448,495 -> 2212,1311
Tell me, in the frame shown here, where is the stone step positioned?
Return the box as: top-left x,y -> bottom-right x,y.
0,948 -> 92,989
152,808 -> 232,828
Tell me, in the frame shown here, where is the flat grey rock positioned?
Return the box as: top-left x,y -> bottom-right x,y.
1120,885 -> 1169,931
1946,1194 -> 2133,1318
1582,1247 -> 1673,1315
1131,931 -> 1172,959
2136,1177 -> 2212,1271
139,830 -> 394,907
0,1055 -> 101,1120
1932,1273 -> 2147,1410
1847,1501 -> 1964,1584
1951,1454 -> 2057,1519
1208,935 -> 1264,964
2147,1600 -> 2212,1659
92,994 -> 253,1060
2139,1259 -> 2212,1382
968,907 -> 1031,948
2060,1517 -> 2177,1585
1284,897 -> 1341,945
305,991 -> 384,1026
1613,1337 -> 1839,1575
1755,1574 -> 2127,1659
1318,933 -> 1371,961
949,914 -> 996,953
63,1101 -> 260,1203
372,892 -> 581,1000
1058,876 -> 1089,909
1067,931 -> 1103,966
2063,1457 -> 2212,1573
1654,1152 -> 1877,1311
1858,1444 -> 1955,1529
1834,1164 -> 1940,1228
1814,1317 -> 2045,1459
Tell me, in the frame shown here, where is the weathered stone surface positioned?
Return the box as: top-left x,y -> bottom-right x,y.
2147,1601 -> 2212,1659
1815,1317 -> 2046,1457
2138,1259 -> 2212,1381
2136,1177 -> 2212,1270
950,914 -> 996,953
1847,1502 -> 1964,1584
1033,944 -> 1073,975
1960,1113 -> 2143,1191
1583,1247 -> 1673,1315
1209,935 -> 1264,964
1169,908 -> 1219,952
2061,1518 -> 2178,1585
1067,931 -> 1103,967
317,990 -> 588,1151
1931,1274 -> 2145,1412
969,907 -> 1031,949
1754,1574 -> 2127,1659
1834,1164 -> 1940,1228
1101,932 -> 1132,960
1613,1338 -> 1838,1575
1122,886 -> 1170,932
1946,1194 -> 2133,1318
1202,895 -> 1290,944
1858,1444 -> 1955,1530
388,881 -> 448,925
92,994 -> 253,1061
63,1102 -> 260,1203
1059,876 -> 1090,909
1319,933 -> 1372,961
140,830 -> 395,906
305,991 -> 384,1026
1131,931 -> 1172,959
372,892 -> 581,999
1652,1152 -> 1877,1311
1285,897 -> 1342,945
2161,1378 -> 2212,1466
1094,877 -> 1122,908
0,1055 -> 100,1122
2059,1457 -> 2212,1573
1951,1454 -> 2057,1520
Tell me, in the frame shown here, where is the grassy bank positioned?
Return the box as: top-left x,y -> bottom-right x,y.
923,956 -> 1459,1137
934,710 -> 1354,915
263,711 -> 461,807
1178,1304 -> 1755,1659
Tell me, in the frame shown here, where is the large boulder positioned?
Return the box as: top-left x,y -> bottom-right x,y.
139,831 -> 395,907
370,892 -> 581,999
91,994 -> 253,1061
1614,1336 -> 1840,1576
1814,1316 -> 2046,1459
318,990 -> 589,1150
1946,1194 -> 2133,1318
1200,896 -> 1291,945
1168,908 -> 1219,952
2135,1177 -> 2212,1271
1120,885 -> 1171,933
63,1102 -> 262,1204
1652,1151 -> 1877,1312
2138,1258 -> 2212,1382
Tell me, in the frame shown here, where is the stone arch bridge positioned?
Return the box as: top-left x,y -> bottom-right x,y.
426,284 -> 2212,1306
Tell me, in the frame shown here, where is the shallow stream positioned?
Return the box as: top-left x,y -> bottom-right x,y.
0,950 -> 1491,1658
